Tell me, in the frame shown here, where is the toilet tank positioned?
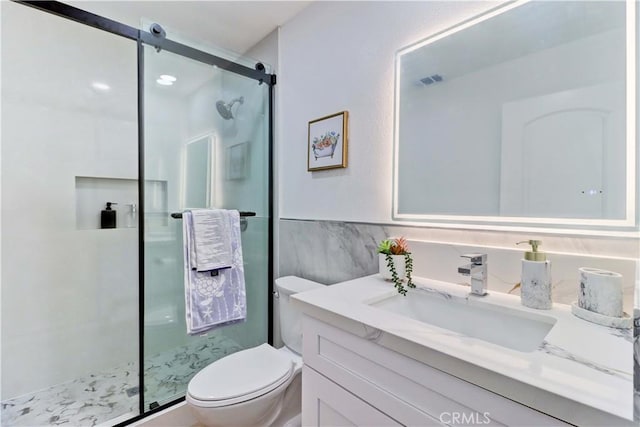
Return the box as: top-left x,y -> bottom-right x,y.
276,276 -> 324,354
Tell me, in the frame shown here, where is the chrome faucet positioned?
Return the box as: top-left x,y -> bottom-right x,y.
458,253 -> 488,296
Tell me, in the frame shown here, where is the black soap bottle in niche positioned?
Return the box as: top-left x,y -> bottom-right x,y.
101,202 -> 117,229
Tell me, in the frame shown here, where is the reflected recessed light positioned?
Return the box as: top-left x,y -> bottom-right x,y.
156,78 -> 173,86
91,82 -> 110,91
159,74 -> 177,82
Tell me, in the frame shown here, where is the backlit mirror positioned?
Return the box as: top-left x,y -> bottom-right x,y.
393,0 -> 637,231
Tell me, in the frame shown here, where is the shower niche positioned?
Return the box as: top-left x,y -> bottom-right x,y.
75,176 -> 169,230
75,176 -> 138,230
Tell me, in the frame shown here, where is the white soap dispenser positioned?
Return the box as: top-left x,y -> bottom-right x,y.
516,240 -> 552,310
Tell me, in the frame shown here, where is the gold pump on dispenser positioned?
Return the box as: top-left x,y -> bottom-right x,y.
516,239 -> 552,310
516,240 -> 546,262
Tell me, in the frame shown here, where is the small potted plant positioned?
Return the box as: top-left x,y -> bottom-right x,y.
377,237 -> 415,295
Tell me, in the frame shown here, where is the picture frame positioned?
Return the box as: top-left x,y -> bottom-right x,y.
226,142 -> 248,180
307,111 -> 348,171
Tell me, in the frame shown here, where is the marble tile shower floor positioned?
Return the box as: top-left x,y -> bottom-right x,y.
1,334 -> 242,427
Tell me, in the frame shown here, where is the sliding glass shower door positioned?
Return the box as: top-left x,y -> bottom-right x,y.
2,2 -> 274,421
142,43 -> 270,409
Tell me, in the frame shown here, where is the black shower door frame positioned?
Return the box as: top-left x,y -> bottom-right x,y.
13,1 -> 276,424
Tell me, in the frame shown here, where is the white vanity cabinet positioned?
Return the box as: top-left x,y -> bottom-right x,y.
303,366 -> 404,426
301,315 -> 569,427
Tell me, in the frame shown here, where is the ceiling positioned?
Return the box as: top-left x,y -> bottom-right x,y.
67,1 -> 311,56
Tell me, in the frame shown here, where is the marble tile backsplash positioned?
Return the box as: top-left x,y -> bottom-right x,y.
278,219 -> 391,284
279,219 -> 636,312
408,239 -> 636,313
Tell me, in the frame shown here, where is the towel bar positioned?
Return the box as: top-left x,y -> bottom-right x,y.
170,211 -> 256,219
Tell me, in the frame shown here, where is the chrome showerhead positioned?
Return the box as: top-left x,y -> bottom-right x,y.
216,96 -> 244,120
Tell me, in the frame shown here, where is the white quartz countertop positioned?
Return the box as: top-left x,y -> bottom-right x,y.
292,275 -> 634,423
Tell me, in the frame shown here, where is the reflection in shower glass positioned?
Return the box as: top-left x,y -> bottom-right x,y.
143,42 -> 270,409
184,135 -> 213,209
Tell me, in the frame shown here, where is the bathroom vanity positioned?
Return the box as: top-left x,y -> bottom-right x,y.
292,275 -> 634,426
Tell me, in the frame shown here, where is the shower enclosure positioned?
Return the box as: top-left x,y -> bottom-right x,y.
1,1 -> 274,425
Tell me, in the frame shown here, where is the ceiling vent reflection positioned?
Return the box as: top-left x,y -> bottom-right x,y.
419,74 -> 443,85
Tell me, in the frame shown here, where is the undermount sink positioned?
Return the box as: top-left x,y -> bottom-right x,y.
370,289 -> 556,352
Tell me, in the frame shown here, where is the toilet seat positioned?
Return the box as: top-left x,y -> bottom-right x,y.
187,344 -> 294,408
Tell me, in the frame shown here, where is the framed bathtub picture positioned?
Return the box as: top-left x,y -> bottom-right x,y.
307,111 -> 348,171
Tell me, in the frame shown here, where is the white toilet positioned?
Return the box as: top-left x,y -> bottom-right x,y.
186,276 -> 323,427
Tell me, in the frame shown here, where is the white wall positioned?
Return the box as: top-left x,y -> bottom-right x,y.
279,1 -> 499,223
1,2 -> 139,398
277,1 -> 638,258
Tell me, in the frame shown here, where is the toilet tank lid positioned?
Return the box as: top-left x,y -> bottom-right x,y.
276,276 -> 323,295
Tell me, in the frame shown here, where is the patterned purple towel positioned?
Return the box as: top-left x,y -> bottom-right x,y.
182,209 -> 246,335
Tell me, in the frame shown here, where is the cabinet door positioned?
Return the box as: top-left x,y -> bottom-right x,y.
302,366 -> 404,427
